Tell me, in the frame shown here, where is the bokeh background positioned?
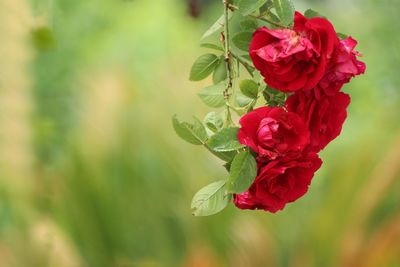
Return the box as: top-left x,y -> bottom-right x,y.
0,0 -> 399,266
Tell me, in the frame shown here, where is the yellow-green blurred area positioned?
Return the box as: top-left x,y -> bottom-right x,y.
0,0 -> 399,266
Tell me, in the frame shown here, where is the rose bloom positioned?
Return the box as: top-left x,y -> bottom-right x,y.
234,153 -> 322,213
238,106 -> 310,161
318,36 -> 366,95
249,12 -> 338,92
286,89 -> 351,152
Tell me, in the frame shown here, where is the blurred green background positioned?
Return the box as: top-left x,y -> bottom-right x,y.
0,0 -> 399,266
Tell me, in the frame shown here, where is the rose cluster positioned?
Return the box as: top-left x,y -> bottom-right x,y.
234,12 -> 365,213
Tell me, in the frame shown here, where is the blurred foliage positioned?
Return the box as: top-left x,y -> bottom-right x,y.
0,0 -> 399,266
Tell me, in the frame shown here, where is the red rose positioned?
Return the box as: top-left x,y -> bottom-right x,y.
238,106 -> 310,161
286,90 -> 350,152
234,153 -> 322,213
318,37 -> 366,95
249,12 -> 338,92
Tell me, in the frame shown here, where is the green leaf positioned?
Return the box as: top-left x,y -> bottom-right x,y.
191,180 -> 231,216
207,127 -> 243,152
304,9 -> 325,19
190,54 -> 219,81
172,115 -> 208,145
232,32 -> 253,51
262,87 -> 287,107
204,112 -> 224,133
240,19 -> 258,32
337,32 -> 349,40
206,147 -> 237,162
241,54 -> 252,62
223,161 -> 232,172
240,79 -> 259,99
238,0 -> 268,16
273,0 -> 295,26
200,43 -> 224,52
213,58 -> 227,84
201,12 -> 233,40
236,92 -> 253,108
259,0 -> 273,14
266,11 -> 281,25
227,151 -> 257,193
197,84 -> 226,108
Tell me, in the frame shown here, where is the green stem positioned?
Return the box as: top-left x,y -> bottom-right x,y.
223,0 -> 234,126
231,52 -> 255,77
254,15 -> 286,28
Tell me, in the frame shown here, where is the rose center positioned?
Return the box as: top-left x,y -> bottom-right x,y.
257,118 -> 282,149
289,31 -> 300,46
